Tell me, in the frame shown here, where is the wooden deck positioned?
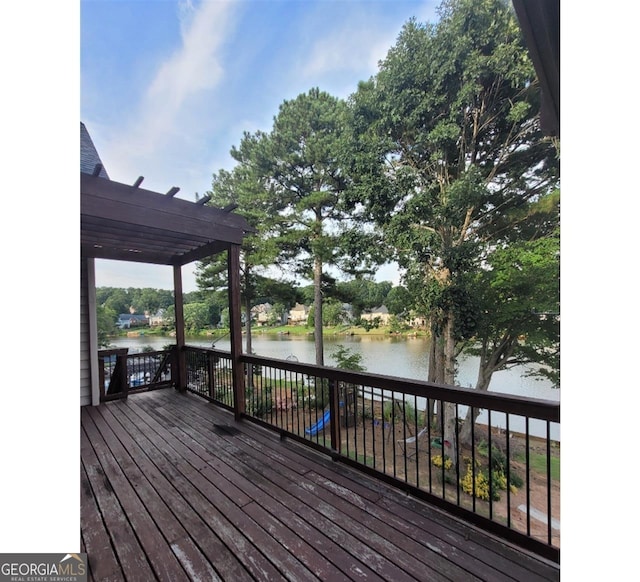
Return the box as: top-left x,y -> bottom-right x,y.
81,389 -> 560,581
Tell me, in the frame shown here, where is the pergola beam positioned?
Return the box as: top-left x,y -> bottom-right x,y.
81,173 -> 251,266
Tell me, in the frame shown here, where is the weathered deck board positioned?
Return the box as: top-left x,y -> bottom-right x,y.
95,402 -> 282,581
81,389 -> 560,581
143,394 -> 426,581
153,389 -> 551,582
150,394 -> 457,582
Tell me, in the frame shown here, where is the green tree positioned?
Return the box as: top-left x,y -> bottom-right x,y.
350,0 -> 559,460
331,344 -> 366,372
267,302 -> 287,326
253,276 -> 302,309
257,88 -> 379,365
96,287 -> 114,306
183,302 -> 210,332
385,285 -> 412,317
103,288 -> 131,316
96,305 -> 117,348
129,287 -> 174,314
322,298 -> 347,326
163,305 -> 175,327
458,192 -> 559,443
335,279 -> 392,318
196,144 -> 279,359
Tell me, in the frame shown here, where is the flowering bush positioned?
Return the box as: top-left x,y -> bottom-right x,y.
432,455 -> 453,470
461,466 -> 494,500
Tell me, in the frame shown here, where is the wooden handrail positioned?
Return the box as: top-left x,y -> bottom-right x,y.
239,352 -> 559,423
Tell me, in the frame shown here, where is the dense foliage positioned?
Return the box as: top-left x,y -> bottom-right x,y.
95,287 -> 175,317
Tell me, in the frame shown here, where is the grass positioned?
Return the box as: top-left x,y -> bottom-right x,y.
346,450 -> 375,465
515,451 -> 560,482
115,324 -> 429,339
255,324 -> 427,337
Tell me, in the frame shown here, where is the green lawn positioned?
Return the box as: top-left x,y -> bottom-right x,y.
515,451 -> 560,482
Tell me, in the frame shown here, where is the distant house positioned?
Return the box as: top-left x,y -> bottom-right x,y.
361,305 -> 391,326
148,309 -> 167,327
251,303 -> 272,327
288,303 -> 309,325
117,313 -> 149,329
408,314 -> 427,329
341,303 -> 354,323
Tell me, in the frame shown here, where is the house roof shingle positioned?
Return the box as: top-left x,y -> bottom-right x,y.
80,122 -> 109,178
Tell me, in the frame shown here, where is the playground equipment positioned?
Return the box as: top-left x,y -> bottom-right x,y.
304,382 -> 356,435
305,409 -> 331,436
397,426 -> 429,459
304,397 -> 349,436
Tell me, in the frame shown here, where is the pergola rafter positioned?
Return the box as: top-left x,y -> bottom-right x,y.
81,172 -> 250,266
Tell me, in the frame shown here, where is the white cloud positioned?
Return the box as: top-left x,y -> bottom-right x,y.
145,1 -> 229,129
98,0 -> 239,194
300,1 -> 439,99
305,26 -> 390,78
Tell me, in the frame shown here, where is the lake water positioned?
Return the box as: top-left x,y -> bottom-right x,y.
111,332 -> 560,439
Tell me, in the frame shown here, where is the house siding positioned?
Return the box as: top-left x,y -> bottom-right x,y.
80,259 -> 91,405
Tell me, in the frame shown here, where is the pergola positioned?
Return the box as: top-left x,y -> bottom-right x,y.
80,172 -> 248,266
80,123 -> 251,408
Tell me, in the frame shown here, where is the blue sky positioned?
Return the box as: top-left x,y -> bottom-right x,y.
82,0 -> 440,291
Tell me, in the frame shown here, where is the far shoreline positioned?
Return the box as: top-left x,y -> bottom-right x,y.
112,324 -> 430,341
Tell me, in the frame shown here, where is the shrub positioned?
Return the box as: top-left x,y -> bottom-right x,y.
383,399 -> 416,424
509,472 -> 524,489
461,465 -> 498,501
247,386 -> 273,418
432,455 -> 453,470
359,403 -> 374,420
477,439 -> 523,491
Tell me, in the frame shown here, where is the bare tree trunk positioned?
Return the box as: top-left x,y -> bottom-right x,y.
428,324 -> 443,383
458,367 -> 492,446
442,313 -> 458,466
458,335 -> 517,446
428,321 -> 444,428
314,256 -> 324,366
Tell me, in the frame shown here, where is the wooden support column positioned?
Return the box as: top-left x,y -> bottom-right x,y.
84,256 -> 101,406
173,264 -> 187,392
228,244 -> 245,420
329,378 -> 340,453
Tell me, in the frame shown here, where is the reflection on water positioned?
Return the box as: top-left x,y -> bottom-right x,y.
112,333 -> 557,397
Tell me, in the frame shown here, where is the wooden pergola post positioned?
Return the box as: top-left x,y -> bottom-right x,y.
173,264 -> 187,392
228,244 -> 245,420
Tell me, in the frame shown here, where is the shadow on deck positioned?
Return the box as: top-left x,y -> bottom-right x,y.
81,389 -> 560,581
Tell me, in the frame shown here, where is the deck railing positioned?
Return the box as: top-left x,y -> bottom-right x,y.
182,346 -> 559,562
184,346 -> 235,410
98,348 -> 174,400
